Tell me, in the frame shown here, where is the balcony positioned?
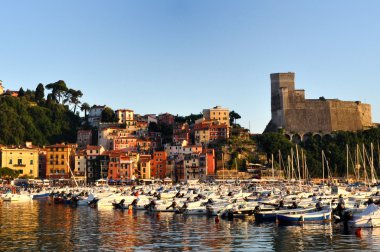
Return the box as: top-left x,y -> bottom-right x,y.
14,164 -> 26,167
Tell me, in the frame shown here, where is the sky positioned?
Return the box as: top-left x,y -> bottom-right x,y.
1,0 -> 379,133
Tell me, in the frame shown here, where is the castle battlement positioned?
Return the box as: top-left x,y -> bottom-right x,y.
267,73 -> 372,134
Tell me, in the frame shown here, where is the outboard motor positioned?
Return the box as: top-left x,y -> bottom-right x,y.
89,198 -> 99,208
166,201 -> 177,210
254,205 -> 261,214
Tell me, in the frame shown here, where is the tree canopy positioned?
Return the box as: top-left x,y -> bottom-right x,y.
0,167 -> 19,179
0,82 -> 82,145
101,107 -> 118,123
229,110 -> 241,126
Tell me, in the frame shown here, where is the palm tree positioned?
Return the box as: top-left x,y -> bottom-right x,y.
81,102 -> 90,118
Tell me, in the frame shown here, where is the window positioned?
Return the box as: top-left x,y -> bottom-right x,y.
19,170 -> 23,174
30,170 -> 33,174
18,159 -> 22,165
30,160 -> 33,165
61,155 -> 64,159
9,159 -> 12,164
50,155 -> 53,159
61,161 -> 64,165
50,161 -> 53,165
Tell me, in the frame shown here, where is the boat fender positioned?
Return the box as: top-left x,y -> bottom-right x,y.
355,227 -> 362,237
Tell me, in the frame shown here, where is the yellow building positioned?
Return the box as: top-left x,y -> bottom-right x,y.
139,155 -> 151,179
202,106 -> 230,127
46,144 -> 77,179
0,143 -> 39,178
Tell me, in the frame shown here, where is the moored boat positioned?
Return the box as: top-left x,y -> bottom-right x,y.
276,208 -> 332,224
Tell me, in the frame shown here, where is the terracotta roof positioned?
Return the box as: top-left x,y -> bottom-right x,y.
86,145 -> 102,150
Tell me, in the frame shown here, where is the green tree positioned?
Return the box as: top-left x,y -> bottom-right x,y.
64,88 -> 83,113
229,110 -> 241,126
45,80 -> 68,103
101,107 -> 117,122
35,83 -> 45,102
18,88 -> 25,97
81,102 -> 90,118
0,167 -> 19,179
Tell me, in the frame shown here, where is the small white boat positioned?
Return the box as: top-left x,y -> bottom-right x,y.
276,207 -> 332,223
346,203 -> 380,228
1,193 -> 32,202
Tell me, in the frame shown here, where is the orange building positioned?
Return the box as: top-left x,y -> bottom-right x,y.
205,149 -> 216,176
46,143 -> 77,179
112,137 -> 138,151
151,151 -> 167,179
107,151 -> 135,181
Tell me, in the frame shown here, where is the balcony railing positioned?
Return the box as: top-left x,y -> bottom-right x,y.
14,164 -> 26,167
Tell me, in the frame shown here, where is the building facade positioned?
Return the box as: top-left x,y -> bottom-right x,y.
77,130 -> 93,149
203,106 -> 230,127
115,109 -> 134,124
0,144 -> 39,178
46,144 -> 76,179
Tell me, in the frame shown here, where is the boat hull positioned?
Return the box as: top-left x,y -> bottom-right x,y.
277,209 -> 332,223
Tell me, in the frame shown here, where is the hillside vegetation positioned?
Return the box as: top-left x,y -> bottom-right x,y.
0,82 -> 81,146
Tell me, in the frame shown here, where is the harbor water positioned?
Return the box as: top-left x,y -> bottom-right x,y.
1,200 -> 380,251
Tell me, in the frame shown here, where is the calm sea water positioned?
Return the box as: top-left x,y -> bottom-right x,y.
1,200 -> 380,251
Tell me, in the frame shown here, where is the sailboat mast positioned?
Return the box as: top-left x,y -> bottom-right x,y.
322,150 -> 325,185
296,145 -> 301,182
346,144 -> 349,183
371,143 -> 375,184
271,153 -> 274,179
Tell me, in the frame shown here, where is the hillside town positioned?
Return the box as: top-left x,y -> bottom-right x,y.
0,103 -> 237,184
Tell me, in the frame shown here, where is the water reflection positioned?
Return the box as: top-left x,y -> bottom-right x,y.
1,201 -> 380,251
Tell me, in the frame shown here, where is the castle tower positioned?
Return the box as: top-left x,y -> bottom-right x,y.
270,72 -> 295,130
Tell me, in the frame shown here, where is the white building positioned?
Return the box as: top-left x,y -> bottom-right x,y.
88,105 -> 106,127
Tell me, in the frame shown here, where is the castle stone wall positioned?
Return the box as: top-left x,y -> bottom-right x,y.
269,73 -> 373,134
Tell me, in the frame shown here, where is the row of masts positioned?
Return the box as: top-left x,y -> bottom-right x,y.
271,143 -> 380,185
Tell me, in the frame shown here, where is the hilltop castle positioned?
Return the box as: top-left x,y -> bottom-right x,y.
266,72 -> 372,134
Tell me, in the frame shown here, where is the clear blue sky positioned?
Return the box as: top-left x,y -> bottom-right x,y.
1,1 -> 379,133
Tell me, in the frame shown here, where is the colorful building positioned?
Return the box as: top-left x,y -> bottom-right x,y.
115,109 -> 134,124
202,106 -> 230,127
74,150 -> 86,182
157,113 -> 175,126
107,151 -> 137,181
194,122 -> 229,146
0,143 -> 39,178
151,151 -> 167,179
138,155 -> 152,179
86,145 -> 105,181
173,123 -> 190,145
46,143 -> 76,179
